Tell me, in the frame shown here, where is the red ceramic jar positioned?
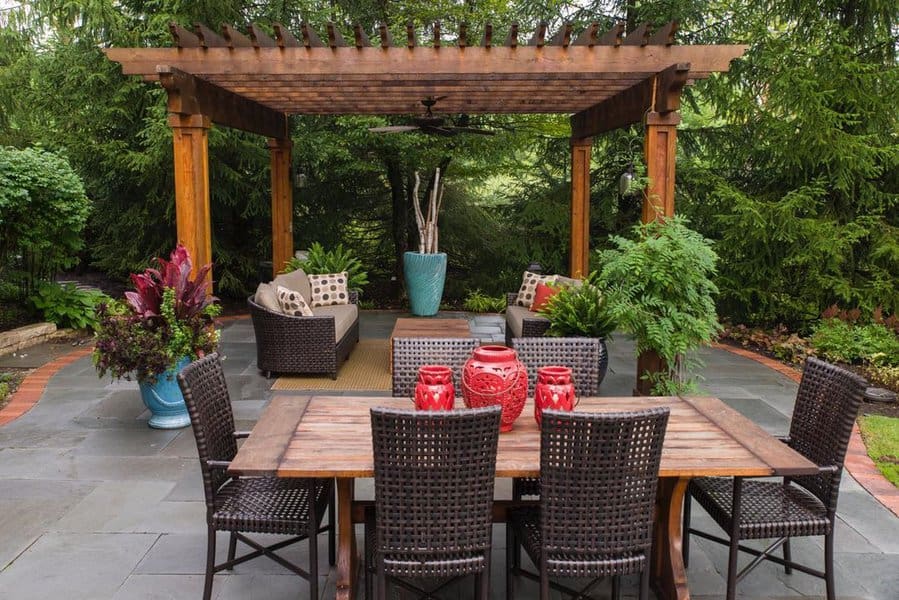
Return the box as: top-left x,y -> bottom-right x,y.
462,345 -> 528,432
414,365 -> 455,411
534,365 -> 576,428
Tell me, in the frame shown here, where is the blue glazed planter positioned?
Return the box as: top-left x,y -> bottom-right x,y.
404,251 -> 447,316
138,356 -> 191,429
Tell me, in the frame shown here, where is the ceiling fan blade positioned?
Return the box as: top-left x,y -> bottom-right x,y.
449,127 -> 496,136
421,125 -> 458,137
368,125 -> 421,133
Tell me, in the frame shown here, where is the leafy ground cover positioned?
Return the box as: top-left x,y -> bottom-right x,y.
0,370 -> 28,411
858,416 -> 899,487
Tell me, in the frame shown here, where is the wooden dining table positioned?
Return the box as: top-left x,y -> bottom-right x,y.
229,394 -> 818,600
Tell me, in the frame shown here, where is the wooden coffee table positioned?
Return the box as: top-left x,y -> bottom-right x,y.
388,317 -> 472,371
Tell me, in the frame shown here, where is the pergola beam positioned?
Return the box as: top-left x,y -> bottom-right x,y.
569,63 -> 690,138
157,66 -> 288,139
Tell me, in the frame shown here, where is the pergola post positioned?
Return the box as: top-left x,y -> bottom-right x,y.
642,111 -> 680,222
569,137 -> 592,278
268,138 -> 294,277
169,113 -> 213,289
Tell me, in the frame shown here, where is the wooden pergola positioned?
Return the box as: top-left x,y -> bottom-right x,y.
105,20 -> 746,284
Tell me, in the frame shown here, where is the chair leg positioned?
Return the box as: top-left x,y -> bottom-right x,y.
783,537 -> 793,575
640,562 -> 650,600
825,531 -> 836,600
309,518 -> 319,600
505,525 -> 514,600
726,477 -> 743,600
226,532 -> 237,567
611,574 -> 620,600
203,526 -> 216,600
539,561 -> 550,600
376,560 -> 387,600
478,552 -> 491,600
682,488 -> 692,568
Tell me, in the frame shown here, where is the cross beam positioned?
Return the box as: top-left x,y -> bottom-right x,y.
570,63 -> 690,138
157,66 -> 288,139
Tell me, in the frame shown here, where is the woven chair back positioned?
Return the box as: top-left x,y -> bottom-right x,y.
539,408 -> 669,559
391,337 -> 479,397
177,353 -> 238,511
370,406 -> 501,560
787,356 -> 867,511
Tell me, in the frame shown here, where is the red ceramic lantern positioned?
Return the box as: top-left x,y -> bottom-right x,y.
414,365 -> 455,411
534,365 -> 576,428
462,345 -> 528,432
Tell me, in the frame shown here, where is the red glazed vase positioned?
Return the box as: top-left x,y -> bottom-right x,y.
414,365 -> 455,411
534,365 -> 576,428
462,345 -> 528,432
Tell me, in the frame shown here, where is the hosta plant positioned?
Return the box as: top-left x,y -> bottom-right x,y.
93,246 -> 220,383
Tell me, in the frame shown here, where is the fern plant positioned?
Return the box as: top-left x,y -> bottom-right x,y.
283,242 -> 369,293
597,216 -> 721,393
463,290 -> 505,313
537,273 -> 616,338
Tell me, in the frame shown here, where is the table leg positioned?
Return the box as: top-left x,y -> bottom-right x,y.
652,476 -> 691,600
335,478 -> 356,600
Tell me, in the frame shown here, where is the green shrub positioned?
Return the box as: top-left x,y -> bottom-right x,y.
462,290 -> 505,313
29,282 -> 108,331
862,365 -> 899,391
810,319 -> 899,366
284,242 -> 368,293
0,147 -> 90,297
537,274 -> 617,338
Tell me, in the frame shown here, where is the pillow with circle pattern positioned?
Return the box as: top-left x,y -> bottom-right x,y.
308,271 -> 350,307
276,285 -> 313,317
514,271 -> 559,308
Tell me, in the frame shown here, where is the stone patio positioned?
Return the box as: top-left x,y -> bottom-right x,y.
0,311 -> 897,599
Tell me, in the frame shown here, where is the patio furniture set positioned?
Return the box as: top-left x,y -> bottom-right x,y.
177,345 -> 866,600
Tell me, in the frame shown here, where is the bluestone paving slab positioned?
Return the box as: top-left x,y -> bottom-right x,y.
719,397 -> 791,433
834,489 -> 899,553
0,532 -> 157,600
71,427 -> 180,456
72,389 -> 148,425
163,464 -> 205,502
215,573 -> 329,600
112,573 -> 206,599
834,552 -> 899,600
0,340 -> 86,368
0,426 -> 87,448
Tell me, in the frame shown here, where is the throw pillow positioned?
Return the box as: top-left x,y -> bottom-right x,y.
276,285 -> 313,317
254,282 -> 282,312
308,271 -> 350,307
515,271 -> 559,308
531,282 -> 560,313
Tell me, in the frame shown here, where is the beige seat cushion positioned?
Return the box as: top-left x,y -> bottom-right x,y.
312,304 -> 359,342
555,275 -> 584,289
505,305 -> 547,338
272,268 -> 312,302
254,282 -> 281,312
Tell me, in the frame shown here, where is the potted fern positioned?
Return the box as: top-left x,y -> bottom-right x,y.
93,246 -> 220,428
404,168 -> 446,316
537,273 -> 617,385
597,216 -> 721,395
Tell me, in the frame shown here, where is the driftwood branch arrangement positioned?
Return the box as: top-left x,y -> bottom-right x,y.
412,168 -> 445,254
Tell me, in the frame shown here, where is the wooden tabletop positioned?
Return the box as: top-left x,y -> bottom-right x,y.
390,317 -> 472,339
229,395 -> 819,479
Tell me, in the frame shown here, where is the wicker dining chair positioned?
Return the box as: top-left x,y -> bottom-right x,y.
683,356 -> 867,600
177,353 -> 335,600
506,407 -> 670,600
366,405 -> 502,600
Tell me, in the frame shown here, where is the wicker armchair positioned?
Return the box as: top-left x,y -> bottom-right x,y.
505,292 -> 551,346
247,291 -> 359,379
365,406 -> 502,600
510,336 -> 609,501
506,408 -> 669,600
683,356 -> 867,600
176,354 -> 335,600
391,336 -> 480,398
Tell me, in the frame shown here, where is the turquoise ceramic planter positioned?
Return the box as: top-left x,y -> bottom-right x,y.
138,356 -> 191,429
404,251 -> 447,316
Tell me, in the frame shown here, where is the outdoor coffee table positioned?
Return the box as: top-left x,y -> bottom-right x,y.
229,394 -> 818,600
388,317 -> 472,371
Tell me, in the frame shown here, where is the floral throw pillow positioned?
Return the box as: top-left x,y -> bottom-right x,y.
276,285 -> 313,317
515,271 -> 559,308
308,271 -> 350,307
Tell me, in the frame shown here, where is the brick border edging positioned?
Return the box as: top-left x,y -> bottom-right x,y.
0,346 -> 95,426
712,342 -> 899,518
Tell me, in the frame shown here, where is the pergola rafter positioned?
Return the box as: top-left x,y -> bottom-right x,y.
104,18 -> 746,296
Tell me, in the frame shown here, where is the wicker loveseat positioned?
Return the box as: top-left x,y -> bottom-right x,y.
504,292 -> 551,346
248,269 -> 359,378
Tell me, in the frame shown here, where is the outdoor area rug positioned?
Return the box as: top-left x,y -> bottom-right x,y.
271,338 -> 391,391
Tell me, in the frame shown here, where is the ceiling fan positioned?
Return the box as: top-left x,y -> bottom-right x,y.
368,97 -> 495,137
